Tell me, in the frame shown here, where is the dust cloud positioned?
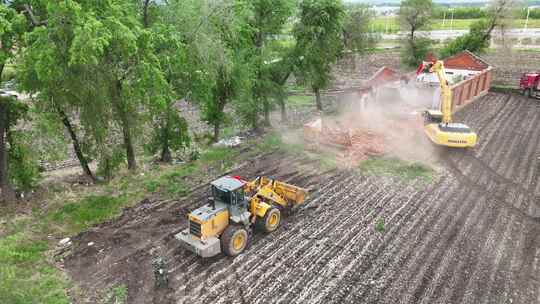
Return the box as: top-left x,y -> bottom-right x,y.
283,80 -> 443,168
338,82 -> 441,165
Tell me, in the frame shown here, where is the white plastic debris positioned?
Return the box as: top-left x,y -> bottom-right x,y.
59,238 -> 71,246
88,242 -> 95,247
214,136 -> 243,147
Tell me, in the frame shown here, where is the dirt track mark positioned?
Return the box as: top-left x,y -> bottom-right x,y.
63,93 -> 540,304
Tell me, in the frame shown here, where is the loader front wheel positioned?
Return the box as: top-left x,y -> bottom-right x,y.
259,207 -> 281,233
221,225 -> 248,256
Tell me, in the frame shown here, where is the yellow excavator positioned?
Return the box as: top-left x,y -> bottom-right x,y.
422,60 -> 478,148
176,175 -> 308,257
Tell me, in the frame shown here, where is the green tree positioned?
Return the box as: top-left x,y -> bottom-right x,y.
67,0 -> 166,171
248,0 -> 295,127
266,42 -> 298,122
18,1 -> 110,182
439,20 -> 491,58
439,0 -> 519,58
165,0 -> 254,142
145,24 -> 191,162
294,0 -> 345,111
0,4 -> 27,202
399,0 -> 433,67
343,4 -> 379,53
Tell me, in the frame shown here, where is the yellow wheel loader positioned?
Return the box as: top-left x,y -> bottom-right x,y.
175,176 -> 308,257
422,60 -> 478,148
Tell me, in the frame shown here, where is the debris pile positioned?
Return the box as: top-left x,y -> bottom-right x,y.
304,117 -> 385,166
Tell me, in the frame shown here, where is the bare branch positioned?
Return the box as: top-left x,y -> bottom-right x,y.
23,4 -> 47,27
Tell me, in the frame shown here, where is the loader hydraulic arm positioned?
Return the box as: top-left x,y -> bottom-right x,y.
430,61 -> 452,125
245,176 -> 307,208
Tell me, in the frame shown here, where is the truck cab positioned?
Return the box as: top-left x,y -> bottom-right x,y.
520,72 -> 540,99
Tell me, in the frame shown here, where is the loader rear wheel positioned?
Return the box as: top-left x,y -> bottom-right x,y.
221,225 -> 248,256
258,207 -> 281,233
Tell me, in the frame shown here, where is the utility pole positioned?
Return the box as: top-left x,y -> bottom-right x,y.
385,13 -> 389,34
524,6 -> 530,33
450,9 -> 454,31
443,11 -> 446,27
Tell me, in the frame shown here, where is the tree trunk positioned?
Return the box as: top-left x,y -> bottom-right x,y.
263,97 -> 271,127
58,109 -> 96,182
279,94 -> 287,123
113,80 -> 137,170
160,116 -> 171,162
0,100 -> 16,203
122,114 -> 136,170
160,145 -> 171,163
314,87 -> 323,111
213,121 -> 220,143
142,0 -> 150,28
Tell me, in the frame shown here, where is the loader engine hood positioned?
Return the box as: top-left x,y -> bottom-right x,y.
189,202 -> 228,222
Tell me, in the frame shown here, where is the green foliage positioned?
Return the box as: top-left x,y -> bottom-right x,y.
0,234 -> 69,304
359,157 -> 434,183
0,234 -> 47,264
96,147 -> 126,181
8,131 -> 42,191
401,37 -> 433,68
200,146 -> 236,163
375,218 -> 385,232
287,94 -> 313,107
259,133 -> 284,151
294,0 -> 346,95
399,0 -> 434,67
52,195 -> 126,230
0,94 -> 41,192
521,7 -> 540,19
1,64 -> 15,82
399,0 -> 433,34
106,284 -> 128,304
434,6 -> 487,19
439,20 -> 491,58
343,4 -> 379,52
0,4 -> 25,70
146,106 -> 190,159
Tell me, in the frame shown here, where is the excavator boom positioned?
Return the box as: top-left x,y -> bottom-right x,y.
422,60 -> 478,148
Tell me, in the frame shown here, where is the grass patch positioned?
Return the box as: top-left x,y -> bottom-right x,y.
0,233 -> 70,304
375,218 -> 385,233
1,64 -> 16,82
106,284 -> 128,304
52,195 -> 126,231
371,17 -> 540,33
359,157 -> 434,183
199,146 -> 236,163
489,85 -> 522,94
287,94 -> 314,107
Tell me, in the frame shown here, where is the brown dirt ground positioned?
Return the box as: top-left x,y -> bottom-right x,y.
62,92 -> 540,304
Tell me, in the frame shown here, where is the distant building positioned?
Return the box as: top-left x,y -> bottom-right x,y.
417,50 -> 491,85
417,50 -> 493,110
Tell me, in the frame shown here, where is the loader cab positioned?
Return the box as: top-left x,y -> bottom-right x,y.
210,176 -> 247,209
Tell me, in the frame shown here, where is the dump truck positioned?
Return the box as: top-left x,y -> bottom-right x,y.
520,72 -> 540,99
175,175 -> 308,257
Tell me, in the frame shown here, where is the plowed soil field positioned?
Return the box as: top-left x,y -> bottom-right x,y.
63,92 -> 540,304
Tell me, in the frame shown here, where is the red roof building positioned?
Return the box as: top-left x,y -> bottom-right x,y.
366,67 -> 400,87
441,50 -> 490,71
